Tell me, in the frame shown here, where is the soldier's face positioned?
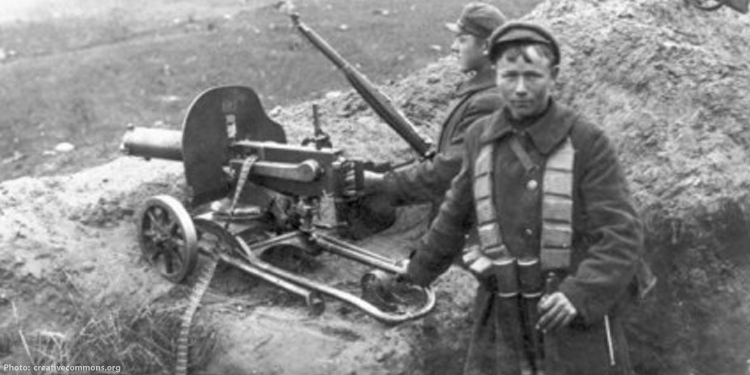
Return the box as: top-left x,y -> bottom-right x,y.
495,46 -> 558,120
451,33 -> 487,73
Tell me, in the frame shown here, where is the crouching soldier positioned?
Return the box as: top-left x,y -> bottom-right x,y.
379,21 -> 656,375
359,2 -> 506,213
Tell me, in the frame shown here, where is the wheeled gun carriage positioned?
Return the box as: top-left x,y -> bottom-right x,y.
121,86 -> 434,323
120,14 -> 439,324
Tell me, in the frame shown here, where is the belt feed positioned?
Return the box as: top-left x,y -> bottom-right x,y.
227,155 -> 260,220
175,257 -> 218,375
177,155 -> 258,374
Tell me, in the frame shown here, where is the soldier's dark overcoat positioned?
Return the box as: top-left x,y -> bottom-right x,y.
382,68 -> 503,206
407,100 -> 654,375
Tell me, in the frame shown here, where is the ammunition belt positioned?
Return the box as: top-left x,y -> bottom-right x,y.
464,137 -> 575,281
176,257 -> 218,375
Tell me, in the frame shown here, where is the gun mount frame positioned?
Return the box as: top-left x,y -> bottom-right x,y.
123,86 -> 434,324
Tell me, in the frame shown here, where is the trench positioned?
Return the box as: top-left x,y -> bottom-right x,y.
399,196 -> 750,375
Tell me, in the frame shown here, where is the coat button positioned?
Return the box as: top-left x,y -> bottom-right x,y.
526,180 -> 538,191
524,228 -> 534,236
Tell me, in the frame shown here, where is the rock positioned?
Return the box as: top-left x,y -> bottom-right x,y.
325,91 -> 343,100
376,349 -> 396,362
157,95 -> 181,103
3,151 -> 26,164
0,288 -> 14,304
54,143 -> 75,153
80,261 -> 96,273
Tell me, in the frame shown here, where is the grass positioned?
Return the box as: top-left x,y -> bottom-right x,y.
0,0 -> 540,182
3,296 -> 216,375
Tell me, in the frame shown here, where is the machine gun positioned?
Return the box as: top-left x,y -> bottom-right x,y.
121,86 -> 435,323
291,13 -> 436,160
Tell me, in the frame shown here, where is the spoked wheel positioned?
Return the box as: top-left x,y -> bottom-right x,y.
138,195 -> 198,283
687,0 -> 725,11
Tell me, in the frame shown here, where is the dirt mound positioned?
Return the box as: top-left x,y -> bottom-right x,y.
539,0 -> 750,212
525,2 -> 750,374
2,0 -> 750,374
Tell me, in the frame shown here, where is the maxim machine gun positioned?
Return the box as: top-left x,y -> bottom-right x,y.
120,15 -> 436,324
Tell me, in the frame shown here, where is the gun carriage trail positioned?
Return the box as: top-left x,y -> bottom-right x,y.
1,0 -> 750,374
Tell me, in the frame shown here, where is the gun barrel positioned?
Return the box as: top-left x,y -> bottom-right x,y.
291,14 -> 434,159
121,126 -> 183,161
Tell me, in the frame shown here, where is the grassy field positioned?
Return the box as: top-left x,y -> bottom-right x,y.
0,0 -> 540,181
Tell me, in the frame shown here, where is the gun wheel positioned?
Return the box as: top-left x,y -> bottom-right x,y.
138,195 -> 198,283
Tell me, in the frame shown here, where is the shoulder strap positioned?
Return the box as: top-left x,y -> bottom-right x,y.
540,138 -> 575,272
461,143 -> 510,278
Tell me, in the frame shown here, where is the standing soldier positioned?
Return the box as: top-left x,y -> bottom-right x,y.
360,2 -> 506,211
381,21 -> 656,375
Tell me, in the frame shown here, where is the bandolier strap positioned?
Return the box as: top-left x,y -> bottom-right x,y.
540,138 -> 575,272
462,137 -> 575,278
463,136 -> 575,374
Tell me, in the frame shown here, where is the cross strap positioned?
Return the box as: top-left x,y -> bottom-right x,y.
462,137 -> 575,280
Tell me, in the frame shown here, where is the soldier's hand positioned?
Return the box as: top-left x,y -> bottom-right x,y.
363,171 -> 385,193
345,169 -> 384,195
536,292 -> 577,333
362,270 -> 421,311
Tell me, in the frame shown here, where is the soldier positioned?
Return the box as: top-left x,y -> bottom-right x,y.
359,2 -> 506,210
380,21 -> 656,375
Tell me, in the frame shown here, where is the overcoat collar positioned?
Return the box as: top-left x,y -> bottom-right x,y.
456,66 -> 496,97
479,99 -> 575,155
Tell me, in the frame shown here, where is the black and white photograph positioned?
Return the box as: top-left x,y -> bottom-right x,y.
0,0 -> 749,374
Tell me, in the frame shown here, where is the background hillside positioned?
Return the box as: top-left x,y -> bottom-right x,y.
0,0 -> 539,182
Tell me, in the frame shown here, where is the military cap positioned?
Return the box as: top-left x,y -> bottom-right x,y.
488,21 -> 561,66
445,2 -> 506,39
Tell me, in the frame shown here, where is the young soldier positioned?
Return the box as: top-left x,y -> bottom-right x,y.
383,22 -> 655,375
360,3 -> 506,210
